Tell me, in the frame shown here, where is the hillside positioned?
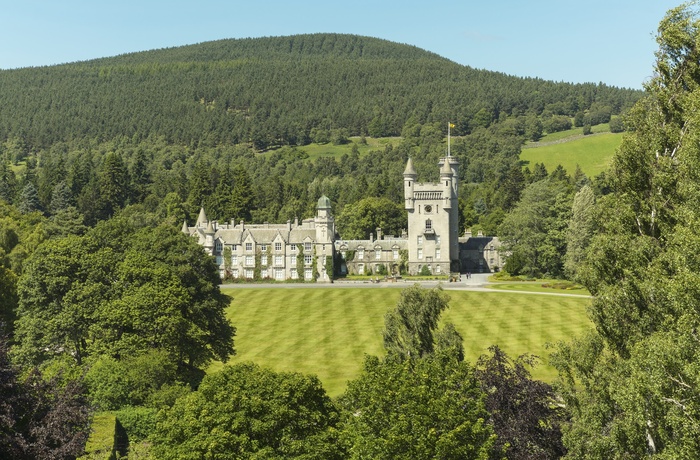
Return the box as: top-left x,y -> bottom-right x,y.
0,33 -> 640,149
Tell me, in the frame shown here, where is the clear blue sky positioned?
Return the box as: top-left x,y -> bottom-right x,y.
0,0 -> 684,89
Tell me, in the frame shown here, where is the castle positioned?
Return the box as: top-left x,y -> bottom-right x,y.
183,155 -> 503,281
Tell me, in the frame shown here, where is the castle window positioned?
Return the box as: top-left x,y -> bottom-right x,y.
290,244 -> 297,251
261,268 -> 268,279
215,240 -> 223,253
290,257 -> 297,268
436,265 -> 442,274
425,205 -> 432,213
215,255 -> 223,265
261,255 -> 268,266
304,255 -> 313,265
358,249 -> 364,259
304,242 -> 312,252
435,248 -> 441,259
275,268 -> 284,280
304,268 -> 313,280
291,270 -> 298,280
260,244 -> 267,251
245,256 -> 254,267
245,269 -> 254,279
231,244 -> 238,251
358,264 -> 365,275
393,249 -> 399,260
232,269 -> 239,279
275,242 -> 282,251
417,235 -> 423,245
418,248 -> 423,259
274,255 -> 283,266
375,250 -> 381,260
245,242 -> 253,251
231,254 -> 238,266
425,219 -> 432,230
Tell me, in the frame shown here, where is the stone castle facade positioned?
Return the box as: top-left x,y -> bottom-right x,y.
183,155 -> 504,281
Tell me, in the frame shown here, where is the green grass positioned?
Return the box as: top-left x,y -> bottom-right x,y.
520,132 -> 622,177
79,412 -> 116,460
214,287 -> 592,397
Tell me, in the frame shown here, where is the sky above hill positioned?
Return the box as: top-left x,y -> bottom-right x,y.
0,0 -> 684,89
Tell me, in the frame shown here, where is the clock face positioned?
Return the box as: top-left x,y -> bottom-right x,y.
424,205 -> 432,213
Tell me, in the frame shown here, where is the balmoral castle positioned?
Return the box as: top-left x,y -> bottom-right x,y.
183,155 -> 503,281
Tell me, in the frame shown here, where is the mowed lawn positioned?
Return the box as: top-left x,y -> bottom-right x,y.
213,287 -> 592,397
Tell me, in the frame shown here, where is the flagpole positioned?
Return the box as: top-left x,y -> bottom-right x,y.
447,121 -> 451,157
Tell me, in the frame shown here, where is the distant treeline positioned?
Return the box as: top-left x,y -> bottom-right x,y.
0,33 -> 640,150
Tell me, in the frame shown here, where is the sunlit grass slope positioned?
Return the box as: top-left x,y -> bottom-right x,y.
214,287 -> 591,397
521,132 -> 623,177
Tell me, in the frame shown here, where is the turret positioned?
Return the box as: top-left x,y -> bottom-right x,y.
440,158 -> 453,210
403,158 -> 417,210
204,220 -> 215,254
181,220 -> 189,235
315,195 -> 334,243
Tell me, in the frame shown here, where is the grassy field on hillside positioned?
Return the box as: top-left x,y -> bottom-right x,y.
520,132 -> 622,177
213,287 -> 592,397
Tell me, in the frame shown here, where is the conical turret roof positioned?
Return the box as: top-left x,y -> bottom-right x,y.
403,158 -> 417,176
196,207 -> 208,227
181,220 -> 189,234
441,157 -> 453,175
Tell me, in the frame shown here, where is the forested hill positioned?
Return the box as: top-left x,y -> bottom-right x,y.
0,33 -> 640,149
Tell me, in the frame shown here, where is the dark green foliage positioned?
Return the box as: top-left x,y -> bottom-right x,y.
13,219 -> 235,372
152,362 -> 344,459
336,196 -> 406,240
339,354 -> 496,460
476,346 -> 566,460
544,115 -> 573,133
0,34 -> 639,150
553,4 -> 700,457
0,334 -> 91,459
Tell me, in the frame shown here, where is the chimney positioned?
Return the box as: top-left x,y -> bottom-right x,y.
465,228 -> 472,238
370,233 -> 374,243
240,220 -> 245,231
287,220 -> 291,231
294,217 -> 299,227
376,227 -> 382,240
477,230 -> 483,237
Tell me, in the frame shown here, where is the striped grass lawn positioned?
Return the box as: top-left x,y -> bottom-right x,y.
213,287 -> 592,397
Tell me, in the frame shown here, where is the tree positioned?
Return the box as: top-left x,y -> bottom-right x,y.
151,362 -> 344,459
0,267 -> 18,334
339,354 -> 496,460
336,196 -> 406,240
499,179 -> 573,277
475,346 -> 566,460
0,334 -> 91,459
230,165 -> 254,221
97,152 -> 130,219
17,183 -> 41,214
382,284 -> 457,361
554,4 -> 700,457
563,184 -> 595,281
13,220 -> 235,375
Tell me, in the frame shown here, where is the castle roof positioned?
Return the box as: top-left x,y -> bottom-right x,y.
403,158 -> 417,176
196,207 -> 208,226
317,195 -> 331,209
440,157 -> 453,175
